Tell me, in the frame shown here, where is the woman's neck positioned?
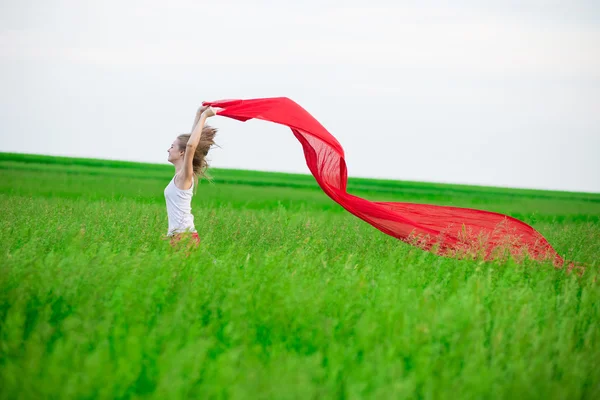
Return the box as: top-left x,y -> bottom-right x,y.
173,159 -> 184,175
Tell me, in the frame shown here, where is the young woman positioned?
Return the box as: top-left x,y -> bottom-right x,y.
165,105 -> 217,245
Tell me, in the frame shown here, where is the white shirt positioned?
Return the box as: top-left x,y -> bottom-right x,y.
164,175 -> 196,236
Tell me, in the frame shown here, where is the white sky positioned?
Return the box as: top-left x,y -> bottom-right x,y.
1,0 -> 599,193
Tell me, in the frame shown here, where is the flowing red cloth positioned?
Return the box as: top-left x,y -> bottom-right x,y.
203,97 -> 564,265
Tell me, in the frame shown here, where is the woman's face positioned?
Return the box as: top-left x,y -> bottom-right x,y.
167,139 -> 183,163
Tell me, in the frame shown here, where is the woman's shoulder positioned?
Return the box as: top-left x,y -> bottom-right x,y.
173,174 -> 194,191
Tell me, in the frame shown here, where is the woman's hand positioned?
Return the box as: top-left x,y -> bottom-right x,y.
196,105 -> 209,116
191,105 -> 215,131
196,105 -> 216,118
202,106 -> 216,118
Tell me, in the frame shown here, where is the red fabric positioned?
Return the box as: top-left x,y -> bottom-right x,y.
203,97 -> 565,266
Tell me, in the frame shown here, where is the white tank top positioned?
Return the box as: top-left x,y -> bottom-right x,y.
164,174 -> 196,236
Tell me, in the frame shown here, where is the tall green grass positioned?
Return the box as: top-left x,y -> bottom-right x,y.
1,152 -> 598,399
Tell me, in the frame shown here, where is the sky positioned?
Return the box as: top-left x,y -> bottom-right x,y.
1,0 -> 599,193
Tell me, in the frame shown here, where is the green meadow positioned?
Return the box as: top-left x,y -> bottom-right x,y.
1,152 -> 599,399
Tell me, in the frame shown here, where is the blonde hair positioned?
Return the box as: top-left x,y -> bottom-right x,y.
177,125 -> 218,190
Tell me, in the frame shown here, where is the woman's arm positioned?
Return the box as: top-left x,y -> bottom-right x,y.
190,106 -> 205,132
180,106 -> 216,189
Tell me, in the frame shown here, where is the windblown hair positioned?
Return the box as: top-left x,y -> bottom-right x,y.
177,125 -> 218,189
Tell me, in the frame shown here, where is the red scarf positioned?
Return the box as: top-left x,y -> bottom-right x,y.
204,97 -> 565,266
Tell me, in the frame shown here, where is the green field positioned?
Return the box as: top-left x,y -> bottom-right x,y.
1,152 -> 599,399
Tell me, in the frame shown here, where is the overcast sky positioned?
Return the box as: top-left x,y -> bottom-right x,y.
1,0 -> 599,193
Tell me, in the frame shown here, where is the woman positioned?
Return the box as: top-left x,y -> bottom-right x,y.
165,105 -> 217,245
